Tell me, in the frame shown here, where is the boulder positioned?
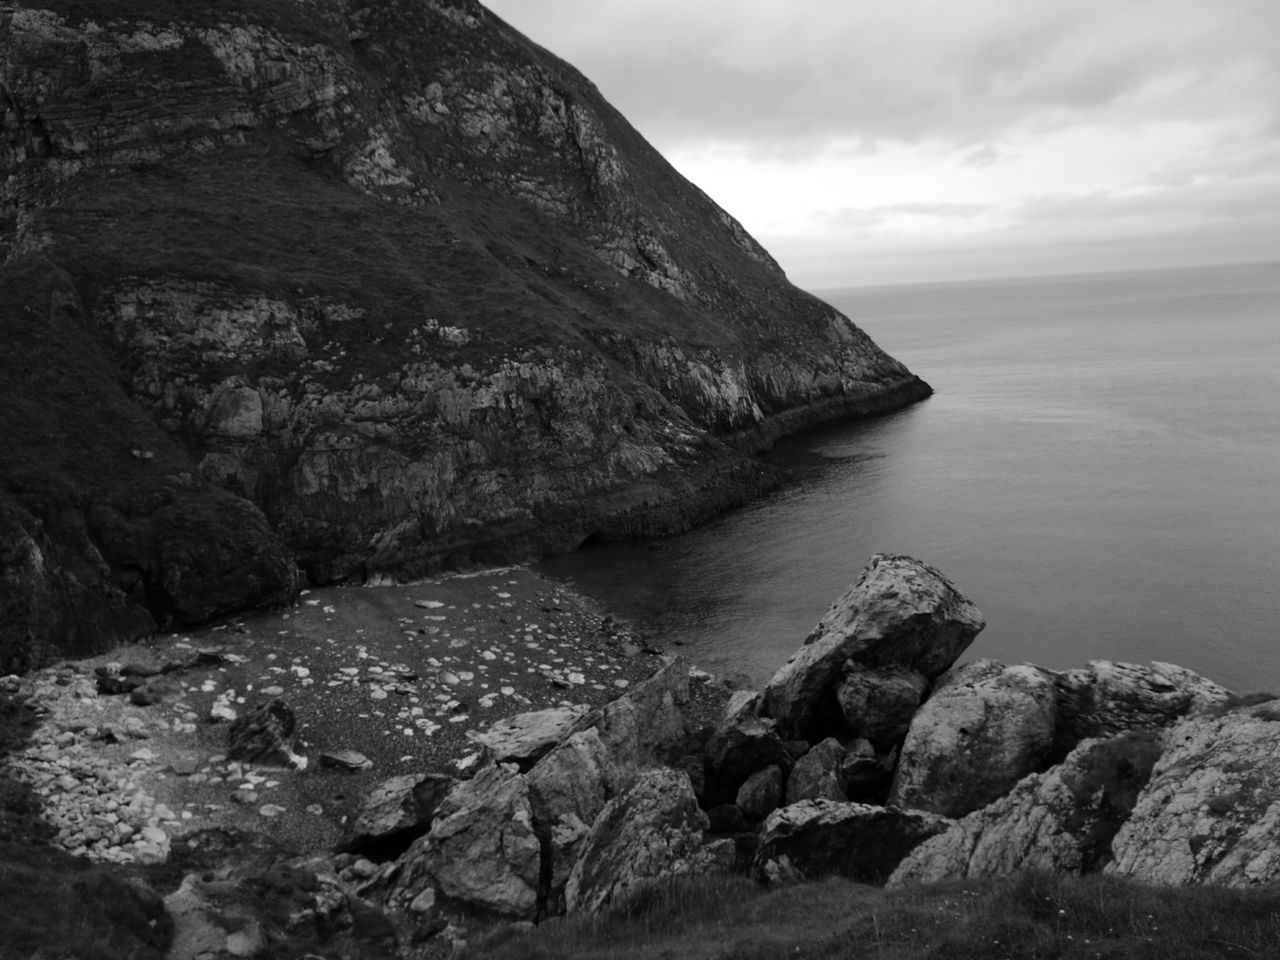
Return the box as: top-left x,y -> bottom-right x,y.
889,731 -> 1162,886
704,693 -> 790,802
594,659 -> 691,784
706,804 -> 750,834
753,800 -> 951,885
388,764 -> 541,920
1108,701 -> 1280,886
785,738 -> 847,804
736,765 -> 784,821
890,659 -> 1057,818
761,555 -> 984,740
525,728 -> 617,910
564,768 -> 709,915
835,666 -> 928,748
470,704 -> 592,770
340,773 -> 454,857
1053,660 -> 1231,756
226,700 -> 306,769
840,738 -> 890,800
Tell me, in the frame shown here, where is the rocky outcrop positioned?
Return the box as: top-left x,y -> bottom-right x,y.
761,555 -> 984,740
1107,701 -> 1280,886
890,659 -> 1058,818
563,768 -> 708,914
1053,660 -> 1231,757
0,0 -> 929,666
754,800 -> 950,885
889,731 -> 1162,885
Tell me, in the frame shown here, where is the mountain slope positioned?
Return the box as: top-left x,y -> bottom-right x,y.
0,0 -> 930,667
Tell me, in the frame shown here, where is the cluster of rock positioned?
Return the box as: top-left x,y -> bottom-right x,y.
316,552 -> 1280,949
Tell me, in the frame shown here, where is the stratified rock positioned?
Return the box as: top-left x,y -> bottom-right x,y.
226,700 -> 305,769
737,766 -> 784,822
1108,701 -> 1280,886
470,704 -> 591,770
891,659 -> 1057,818
340,773 -> 454,856
0,1 -> 928,667
836,666 -> 928,748
389,764 -> 541,920
1053,660 -> 1231,756
762,555 -> 984,740
525,728 -> 617,911
753,800 -> 950,885
785,738 -> 848,804
564,768 -> 709,915
889,731 -> 1162,886
594,659 -> 691,785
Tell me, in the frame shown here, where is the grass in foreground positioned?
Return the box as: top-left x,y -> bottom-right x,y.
468,870 -> 1280,960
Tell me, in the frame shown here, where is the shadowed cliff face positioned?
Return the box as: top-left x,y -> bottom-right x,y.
0,0 -> 930,665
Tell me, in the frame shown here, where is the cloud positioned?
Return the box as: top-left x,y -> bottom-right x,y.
488,0 -> 1280,154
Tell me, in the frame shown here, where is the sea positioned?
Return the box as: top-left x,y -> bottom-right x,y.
538,261 -> 1280,695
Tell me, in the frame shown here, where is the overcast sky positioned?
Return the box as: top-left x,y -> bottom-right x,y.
484,0 -> 1279,289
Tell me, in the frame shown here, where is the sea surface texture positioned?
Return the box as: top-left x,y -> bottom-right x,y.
540,262 -> 1280,693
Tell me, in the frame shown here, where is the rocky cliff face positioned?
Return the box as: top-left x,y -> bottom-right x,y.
0,0 -> 929,666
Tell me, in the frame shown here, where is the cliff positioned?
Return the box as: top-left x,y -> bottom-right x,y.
0,0 -> 929,668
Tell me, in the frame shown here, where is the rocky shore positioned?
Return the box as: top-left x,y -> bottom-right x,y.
4,553 -> 1276,959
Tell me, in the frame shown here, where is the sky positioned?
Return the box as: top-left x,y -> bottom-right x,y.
484,0 -> 1279,289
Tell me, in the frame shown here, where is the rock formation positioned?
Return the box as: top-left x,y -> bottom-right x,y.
0,0 -> 930,668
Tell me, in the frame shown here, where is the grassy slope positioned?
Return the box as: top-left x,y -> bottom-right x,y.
470,871 -> 1280,960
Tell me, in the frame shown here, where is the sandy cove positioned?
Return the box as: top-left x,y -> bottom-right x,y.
2,566 -> 730,862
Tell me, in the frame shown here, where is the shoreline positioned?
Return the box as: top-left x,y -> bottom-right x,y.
0,566 -> 730,863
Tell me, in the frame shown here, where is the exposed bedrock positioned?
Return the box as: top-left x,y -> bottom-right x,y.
0,0 -> 931,666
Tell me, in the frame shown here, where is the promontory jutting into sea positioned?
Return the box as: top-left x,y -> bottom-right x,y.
542,260 -> 1280,696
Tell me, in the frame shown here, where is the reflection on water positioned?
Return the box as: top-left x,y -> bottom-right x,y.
538,263 -> 1280,693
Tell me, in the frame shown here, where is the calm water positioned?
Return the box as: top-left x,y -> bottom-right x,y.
539,262 -> 1280,693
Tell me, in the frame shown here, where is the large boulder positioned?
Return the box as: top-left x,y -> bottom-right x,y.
226,699 -> 305,768
564,768 -> 709,915
785,738 -> 847,804
890,659 -> 1058,818
470,704 -> 592,770
889,731 -> 1162,886
737,765 -> 785,821
594,659 -> 691,784
1108,701 -> 1280,886
1053,660 -> 1231,756
340,773 -> 455,857
525,728 -> 618,912
386,763 -> 541,920
753,800 -> 951,885
835,666 -> 928,749
761,555 -> 984,740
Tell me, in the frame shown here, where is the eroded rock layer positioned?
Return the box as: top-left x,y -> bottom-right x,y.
0,0 -> 930,665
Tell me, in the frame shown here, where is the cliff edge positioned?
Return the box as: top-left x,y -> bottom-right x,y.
0,0 -> 930,667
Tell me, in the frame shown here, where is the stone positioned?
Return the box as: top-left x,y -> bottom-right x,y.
319,749 -> 374,772
889,731 -> 1162,886
389,763 -> 541,920
593,659 -> 691,786
754,800 -> 951,885
564,768 -> 709,914
130,676 -> 182,706
341,772 -> 454,856
736,765 -> 784,821
706,803 -> 749,834
835,666 -> 928,748
785,737 -> 848,804
1052,660 -> 1231,756
761,555 -> 984,740
1108,701 -> 1280,886
525,727 -> 616,910
226,700 -> 305,768
470,704 -> 591,770
890,659 -> 1057,818
705,691 -> 790,801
